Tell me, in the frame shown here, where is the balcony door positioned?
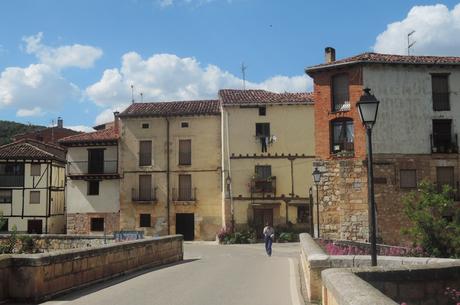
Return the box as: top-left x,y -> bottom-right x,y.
88,149 -> 104,174
433,120 -> 452,150
178,174 -> 192,201
139,175 -> 152,201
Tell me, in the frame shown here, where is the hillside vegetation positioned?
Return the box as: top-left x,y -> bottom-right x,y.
0,120 -> 45,146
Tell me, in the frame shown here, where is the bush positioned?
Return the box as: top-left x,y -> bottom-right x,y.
217,227 -> 257,244
19,235 -> 35,253
278,232 -> 296,243
0,225 -> 18,254
402,181 -> 460,258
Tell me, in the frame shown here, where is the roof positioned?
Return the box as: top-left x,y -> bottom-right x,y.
306,52 -> 460,73
0,139 -> 66,162
59,127 -> 119,146
119,100 -> 220,118
219,89 -> 313,106
13,126 -> 80,142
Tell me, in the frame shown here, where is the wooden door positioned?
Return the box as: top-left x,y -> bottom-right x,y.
179,174 -> 192,200
139,175 -> 152,200
88,149 -> 104,174
253,208 -> 273,238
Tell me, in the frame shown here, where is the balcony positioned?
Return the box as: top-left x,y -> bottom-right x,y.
430,134 -> 458,154
132,187 -> 157,203
332,142 -> 354,157
0,175 -> 23,187
172,187 -> 197,203
67,160 -> 119,179
333,101 -> 351,112
250,176 -> 276,198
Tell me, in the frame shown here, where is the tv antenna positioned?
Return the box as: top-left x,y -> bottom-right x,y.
131,84 -> 135,103
241,62 -> 247,90
140,92 -> 144,102
407,30 -> 416,55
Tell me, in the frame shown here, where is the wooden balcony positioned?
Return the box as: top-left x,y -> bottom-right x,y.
250,176 -> 276,198
67,160 -> 120,179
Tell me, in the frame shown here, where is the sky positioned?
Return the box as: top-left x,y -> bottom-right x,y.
1,0 -> 460,131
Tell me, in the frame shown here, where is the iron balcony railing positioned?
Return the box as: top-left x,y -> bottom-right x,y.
430,134 -> 458,153
68,160 -> 118,175
172,187 -> 197,202
132,187 -> 157,202
0,175 -> 24,187
250,176 -> 276,197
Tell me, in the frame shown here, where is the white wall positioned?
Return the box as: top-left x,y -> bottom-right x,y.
364,65 -> 460,154
67,179 -> 120,213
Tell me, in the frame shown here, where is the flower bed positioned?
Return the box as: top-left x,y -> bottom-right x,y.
316,238 -> 427,257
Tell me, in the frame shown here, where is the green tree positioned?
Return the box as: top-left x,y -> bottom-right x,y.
403,181 -> 460,258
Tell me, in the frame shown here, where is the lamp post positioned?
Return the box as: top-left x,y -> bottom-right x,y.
312,167 -> 322,238
357,88 -> 380,267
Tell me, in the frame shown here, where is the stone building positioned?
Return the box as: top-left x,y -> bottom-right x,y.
0,139 -> 66,233
118,100 -> 222,240
220,89 -> 315,235
306,48 -> 460,244
59,117 -> 120,235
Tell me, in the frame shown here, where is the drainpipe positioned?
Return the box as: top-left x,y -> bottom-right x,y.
166,117 -> 171,235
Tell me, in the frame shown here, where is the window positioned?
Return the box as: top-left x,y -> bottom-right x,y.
400,170 -> 417,188
178,174 -> 192,201
436,167 -> 455,193
179,139 -> 192,165
297,206 -> 309,223
258,107 -> 266,116
88,181 -> 100,195
30,164 -> 41,176
30,191 -> 40,204
0,219 -> 8,231
88,149 -> 104,174
255,165 -> 272,179
139,140 -> 152,166
27,220 -> 42,234
90,218 -> 104,232
332,74 -> 350,112
142,123 -> 150,129
331,119 -> 354,154
256,123 -> 270,153
140,214 -> 151,227
0,190 -> 12,203
181,122 -> 189,128
432,119 -> 454,153
139,175 -> 152,201
432,74 -> 450,111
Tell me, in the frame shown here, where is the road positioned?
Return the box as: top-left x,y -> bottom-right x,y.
37,242 -> 304,305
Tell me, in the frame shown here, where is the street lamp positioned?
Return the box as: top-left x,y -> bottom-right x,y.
312,167 -> 322,238
357,88 -> 380,267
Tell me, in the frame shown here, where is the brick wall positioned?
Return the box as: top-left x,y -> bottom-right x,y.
1,235 -> 183,303
311,66 -> 366,160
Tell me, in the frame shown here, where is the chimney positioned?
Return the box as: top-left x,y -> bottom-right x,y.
325,47 -> 336,63
113,111 -> 120,134
57,117 -> 63,128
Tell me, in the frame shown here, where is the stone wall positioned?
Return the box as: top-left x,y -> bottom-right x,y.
314,160 -> 369,241
0,234 -> 116,252
357,264 -> 460,305
67,212 -> 120,235
299,233 -> 458,304
0,235 -> 182,303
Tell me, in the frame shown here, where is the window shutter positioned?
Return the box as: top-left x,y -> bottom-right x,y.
432,74 -> 449,111
179,175 -> 192,200
179,140 -> 192,165
139,175 -> 152,200
139,141 -> 152,166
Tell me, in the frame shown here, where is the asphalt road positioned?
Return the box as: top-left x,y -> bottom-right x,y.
37,242 -> 304,305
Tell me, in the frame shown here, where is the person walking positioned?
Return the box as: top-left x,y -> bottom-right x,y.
263,223 -> 275,256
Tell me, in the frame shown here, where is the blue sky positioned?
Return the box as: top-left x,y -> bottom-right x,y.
1,0 -> 460,130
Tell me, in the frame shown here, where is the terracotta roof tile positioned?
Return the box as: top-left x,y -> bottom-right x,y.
219,89 -> 313,106
59,127 -> 119,145
306,52 -> 460,73
119,100 -> 220,118
0,139 -> 66,161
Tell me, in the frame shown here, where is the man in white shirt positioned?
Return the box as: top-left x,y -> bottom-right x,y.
263,223 -> 275,256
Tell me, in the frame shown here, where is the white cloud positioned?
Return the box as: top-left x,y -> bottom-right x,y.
86,52 -> 311,107
374,4 -> 460,55
0,63 -> 80,110
23,32 -> 103,69
95,104 -> 129,125
66,125 -> 95,132
16,107 -> 45,117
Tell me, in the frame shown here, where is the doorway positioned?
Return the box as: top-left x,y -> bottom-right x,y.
176,213 -> 195,241
253,208 -> 273,238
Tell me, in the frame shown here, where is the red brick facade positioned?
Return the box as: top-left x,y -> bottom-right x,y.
311,65 -> 366,160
